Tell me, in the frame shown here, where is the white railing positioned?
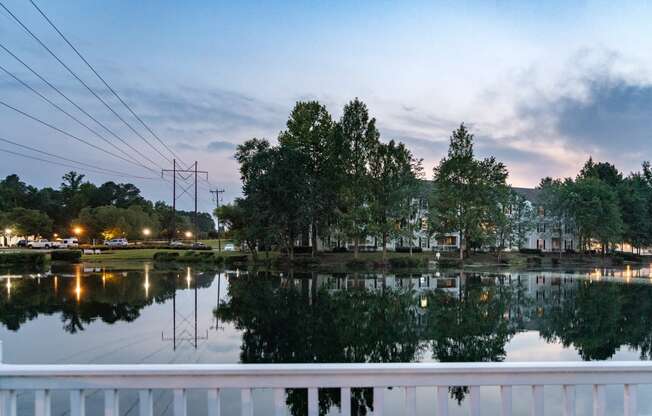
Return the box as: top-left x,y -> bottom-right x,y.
1,361 -> 650,416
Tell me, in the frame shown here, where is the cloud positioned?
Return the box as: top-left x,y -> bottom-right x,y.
206,140 -> 236,153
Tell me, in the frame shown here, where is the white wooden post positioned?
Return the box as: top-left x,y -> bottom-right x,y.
35,389 -> 51,416
241,388 -> 253,416
139,389 -> 153,416
624,384 -> 637,416
308,388 -> 318,416
500,385 -> 512,416
532,385 -> 544,416
469,386 -> 481,416
340,388 -> 351,416
70,390 -> 85,416
104,389 -> 119,416
436,386 -> 449,416
405,386 -> 417,416
373,387 -> 384,416
4,390 -> 17,416
593,385 -> 606,416
173,389 -> 187,416
273,388 -> 285,416
563,385 -> 576,416
207,389 -> 221,416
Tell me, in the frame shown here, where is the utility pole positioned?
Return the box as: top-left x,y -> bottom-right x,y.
210,188 -> 225,251
162,160 -> 208,244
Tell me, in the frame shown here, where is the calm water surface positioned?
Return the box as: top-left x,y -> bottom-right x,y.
1,264 -> 651,415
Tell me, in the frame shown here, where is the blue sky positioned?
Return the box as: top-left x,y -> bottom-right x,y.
2,1 -> 652,212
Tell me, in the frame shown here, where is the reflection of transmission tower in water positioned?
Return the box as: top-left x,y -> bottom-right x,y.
162,268 -> 208,350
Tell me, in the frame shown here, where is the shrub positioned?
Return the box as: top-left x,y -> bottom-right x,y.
50,250 -> 82,262
438,258 -> 462,268
395,247 -> 423,253
345,259 -> 368,270
388,257 -> 423,268
153,252 -> 180,262
616,252 -> 643,263
526,256 -> 542,266
519,248 -> 543,255
292,257 -> 321,268
281,246 -> 313,254
332,246 -> 348,253
0,252 -> 47,266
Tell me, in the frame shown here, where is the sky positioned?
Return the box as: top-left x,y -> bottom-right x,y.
2,0 -> 652,213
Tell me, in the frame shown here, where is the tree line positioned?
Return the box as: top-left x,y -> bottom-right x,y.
0,172 -> 216,242
538,158 -> 652,254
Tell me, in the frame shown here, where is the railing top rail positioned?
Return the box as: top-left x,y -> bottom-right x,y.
2,362 -> 652,390
3,361 -> 652,376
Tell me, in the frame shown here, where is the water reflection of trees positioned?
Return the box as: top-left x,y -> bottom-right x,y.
216,272 -> 523,415
0,269 -> 214,333
536,279 -> 652,360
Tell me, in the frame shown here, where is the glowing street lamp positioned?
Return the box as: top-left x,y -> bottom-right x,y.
184,231 -> 193,239
73,227 -> 83,236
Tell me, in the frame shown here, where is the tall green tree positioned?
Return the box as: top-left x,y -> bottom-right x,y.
537,177 -> 573,257
618,174 -> 650,252
337,99 -> 380,257
566,177 -> 623,253
278,101 -> 337,256
368,140 -> 423,259
430,124 -> 509,260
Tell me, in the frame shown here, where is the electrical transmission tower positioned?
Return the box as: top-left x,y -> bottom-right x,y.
161,160 -> 208,243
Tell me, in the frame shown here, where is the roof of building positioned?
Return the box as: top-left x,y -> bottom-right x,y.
512,187 -> 540,203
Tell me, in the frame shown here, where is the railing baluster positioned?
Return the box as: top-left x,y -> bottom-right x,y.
340,387 -> 351,416
405,386 -> 416,416
500,386 -> 512,416
436,386 -> 448,416
624,384 -> 637,416
35,389 -> 51,416
70,389 -> 85,416
174,389 -> 187,416
104,389 -> 119,416
563,385 -> 576,416
531,385 -> 543,416
593,385 -> 606,416
241,388 -> 253,416
273,388 -> 284,416
373,387 -> 384,416
469,386 -> 480,416
139,389 -> 153,416
3,390 -> 17,416
207,389 -> 221,416
308,388 -> 318,416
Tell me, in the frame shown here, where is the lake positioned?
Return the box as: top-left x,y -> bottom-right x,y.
1,264 -> 651,415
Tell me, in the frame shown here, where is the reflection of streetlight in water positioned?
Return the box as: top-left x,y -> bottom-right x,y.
186,267 -> 192,289
75,266 -> 82,302
6,277 -> 11,298
144,264 -> 150,298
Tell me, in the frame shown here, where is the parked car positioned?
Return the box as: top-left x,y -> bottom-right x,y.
59,238 -> 79,248
169,240 -> 185,247
223,243 -> 236,252
192,242 -> 209,249
28,239 -> 60,249
15,239 -> 28,248
105,238 -> 128,247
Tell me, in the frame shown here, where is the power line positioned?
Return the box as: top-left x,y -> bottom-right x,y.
0,99 -> 165,175
0,59 -> 158,175
28,0 -> 188,168
0,0 -> 172,168
0,147 -> 158,180
0,136 -> 158,180
0,42 -> 163,173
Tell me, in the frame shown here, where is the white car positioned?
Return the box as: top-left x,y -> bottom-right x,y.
105,238 -> 129,247
28,239 -> 60,249
59,238 -> 79,248
223,243 -> 236,252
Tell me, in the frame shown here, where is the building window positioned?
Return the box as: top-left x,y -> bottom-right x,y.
537,223 -> 546,233
538,206 -> 545,217
437,236 -> 457,246
537,239 -> 546,250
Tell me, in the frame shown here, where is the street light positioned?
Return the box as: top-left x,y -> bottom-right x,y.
142,228 -> 151,237
184,231 -> 193,239
73,227 -> 83,236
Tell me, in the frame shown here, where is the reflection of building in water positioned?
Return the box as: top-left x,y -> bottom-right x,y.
162,267 -> 208,350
